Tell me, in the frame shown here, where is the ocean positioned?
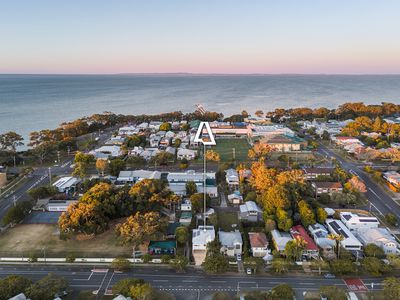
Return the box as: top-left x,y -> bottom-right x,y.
0,74 -> 400,143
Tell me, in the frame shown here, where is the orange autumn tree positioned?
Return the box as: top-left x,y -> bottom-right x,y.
248,143 -> 274,160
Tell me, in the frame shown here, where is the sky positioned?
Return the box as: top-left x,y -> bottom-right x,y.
1,0 -> 400,74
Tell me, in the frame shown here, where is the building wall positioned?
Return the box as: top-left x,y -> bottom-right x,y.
0,173 -> 7,188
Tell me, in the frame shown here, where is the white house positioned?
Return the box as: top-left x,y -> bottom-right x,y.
177,148 -> 197,160
219,230 -> 243,257
167,170 -> 218,197
340,212 -> 379,231
308,223 -> 335,251
92,145 -> 123,158
46,199 -> 78,212
239,201 -> 262,222
227,191 -> 243,205
181,199 -> 192,211
118,126 -> 139,136
117,170 -> 161,184
192,225 -> 215,265
356,228 -> 399,254
325,219 -> 363,251
225,168 -> 239,188
249,232 -> 269,257
271,229 -> 293,253
140,148 -> 160,161
52,176 -> 81,194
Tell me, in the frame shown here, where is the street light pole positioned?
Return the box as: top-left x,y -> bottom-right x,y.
203,143 -> 206,227
48,167 -> 52,185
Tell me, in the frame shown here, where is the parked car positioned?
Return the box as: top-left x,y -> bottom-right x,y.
246,268 -> 252,275
323,273 -> 336,279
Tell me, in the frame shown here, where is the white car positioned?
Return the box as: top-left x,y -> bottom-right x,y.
246,268 -> 252,275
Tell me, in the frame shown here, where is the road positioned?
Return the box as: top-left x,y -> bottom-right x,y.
317,143 -> 400,218
0,265 -> 386,299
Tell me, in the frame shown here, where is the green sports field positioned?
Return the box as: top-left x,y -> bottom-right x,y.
212,138 -> 250,162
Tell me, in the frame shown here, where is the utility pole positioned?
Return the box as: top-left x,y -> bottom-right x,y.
57,151 -> 60,164
48,167 -> 52,185
232,148 -> 236,160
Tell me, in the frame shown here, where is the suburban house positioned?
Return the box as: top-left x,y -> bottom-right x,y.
167,170 -> 218,197
117,170 -> 162,184
149,135 -> 162,147
239,201 -> 262,222
91,145 -> 123,158
180,199 -> 192,211
340,212 -> 379,231
260,134 -> 307,152
383,171 -> 400,191
218,230 -> 243,257
177,148 -> 197,160
192,225 -> 216,265
332,136 -> 363,146
308,223 -> 335,251
225,168 -> 240,188
248,232 -> 269,257
105,136 -> 125,146
290,225 -> 319,259
303,167 -> 334,180
46,199 -> 78,212
355,228 -> 399,254
140,148 -> 161,161
118,125 -> 139,136
271,229 -> 293,253
52,176 -> 81,194
179,212 -> 192,226
148,240 -> 176,255
325,219 -> 363,251
227,191 -> 243,205
312,181 -> 343,195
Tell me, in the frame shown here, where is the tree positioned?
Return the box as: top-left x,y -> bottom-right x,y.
346,176 -> 367,193
175,226 -> 189,245
248,143 -> 274,160
297,200 -> 316,227
72,152 -> 95,178
112,278 -> 146,297
364,243 -> 385,258
316,207 -> 328,224
276,208 -> 293,232
271,258 -> 289,273
321,130 -> 330,140
362,257 -> 389,275
260,185 -> 290,214
111,257 -> 131,271
190,193 -> 210,213
28,185 -> 58,200
383,277 -> 400,299
0,131 -> 24,167
115,211 -> 160,253
2,200 -> 33,225
385,213 -> 398,226
26,273 -> 68,300
108,158 -> 126,177
285,237 -> 307,261
170,255 -> 189,272
0,275 -> 31,300
243,257 -> 264,273
185,181 -> 197,196
330,259 -> 354,275
255,110 -> 264,117
203,253 -> 229,274
96,158 -> 108,176
328,234 -> 344,258
249,158 -> 277,193
270,284 -> 295,300
212,291 -> 232,300
319,286 -> 347,300
159,122 -> 172,131
205,150 -> 220,162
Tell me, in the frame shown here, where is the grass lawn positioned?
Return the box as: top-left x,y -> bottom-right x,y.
212,138 -> 250,162
217,211 -> 239,231
0,224 -> 132,258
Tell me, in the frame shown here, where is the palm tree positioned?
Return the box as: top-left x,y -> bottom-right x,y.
293,236 -> 308,261
328,233 -> 344,258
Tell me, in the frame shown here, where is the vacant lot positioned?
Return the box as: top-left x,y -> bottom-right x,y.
213,138 -> 250,162
217,211 -> 239,231
0,224 -> 132,258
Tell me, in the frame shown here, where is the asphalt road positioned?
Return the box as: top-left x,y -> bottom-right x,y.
0,265 -> 386,300
317,143 -> 400,218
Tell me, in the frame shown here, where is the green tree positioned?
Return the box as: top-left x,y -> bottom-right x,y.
383,277 -> 400,299
26,273 -> 68,300
316,207 -> 328,224
190,193 -> 210,213
363,243 -> 385,258
108,158 -> 126,177
297,200 -> 316,227
28,185 -> 58,200
285,237 -> 307,261
270,284 -> 295,300
112,278 -> 146,296
170,255 -> 189,272
202,253 -> 229,274
175,226 -> 189,245
111,257 -> 131,271
276,208 -> 293,232
330,259 -> 354,275
319,286 -> 347,300
271,258 -> 289,273
185,181 -> 197,196
385,213 -> 398,226
0,131 -> 24,167
243,257 -> 264,273
0,275 -> 31,300
159,122 -> 172,131
2,200 -> 33,226
72,152 -> 95,178
362,257 -> 389,275
212,291 -> 232,300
